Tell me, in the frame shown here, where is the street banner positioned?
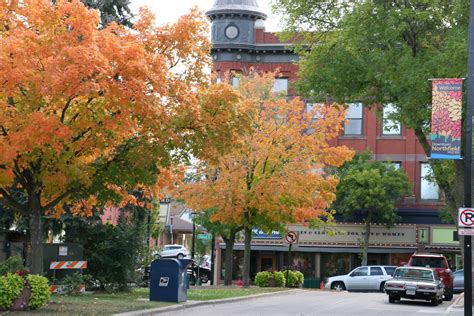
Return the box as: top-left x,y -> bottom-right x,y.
431,78 -> 464,159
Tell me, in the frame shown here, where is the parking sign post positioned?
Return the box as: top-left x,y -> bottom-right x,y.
285,231 -> 298,288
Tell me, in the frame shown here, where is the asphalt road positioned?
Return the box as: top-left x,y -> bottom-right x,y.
157,290 -> 465,316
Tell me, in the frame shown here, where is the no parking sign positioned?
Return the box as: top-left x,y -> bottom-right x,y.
458,208 -> 474,227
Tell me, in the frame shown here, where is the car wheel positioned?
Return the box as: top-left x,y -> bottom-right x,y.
431,298 -> 438,306
331,282 -> 346,291
444,288 -> 453,301
379,282 -> 386,293
177,253 -> 184,259
388,295 -> 396,303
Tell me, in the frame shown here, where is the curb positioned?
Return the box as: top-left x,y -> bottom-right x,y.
452,292 -> 464,308
114,289 -> 298,316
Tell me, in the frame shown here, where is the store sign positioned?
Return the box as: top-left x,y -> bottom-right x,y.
284,224 -> 417,246
252,228 -> 281,239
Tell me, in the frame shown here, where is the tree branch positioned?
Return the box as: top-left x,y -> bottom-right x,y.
41,189 -> 74,212
0,187 -> 26,213
60,97 -> 73,123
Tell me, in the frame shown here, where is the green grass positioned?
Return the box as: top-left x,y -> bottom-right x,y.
13,286 -> 287,316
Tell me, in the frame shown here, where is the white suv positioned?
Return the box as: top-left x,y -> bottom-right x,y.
325,265 -> 397,292
159,244 -> 189,259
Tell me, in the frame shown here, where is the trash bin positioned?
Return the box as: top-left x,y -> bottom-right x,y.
150,258 -> 192,303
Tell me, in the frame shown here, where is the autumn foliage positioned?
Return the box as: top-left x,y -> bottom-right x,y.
0,0 -> 215,273
183,72 -> 354,285
185,72 -> 353,226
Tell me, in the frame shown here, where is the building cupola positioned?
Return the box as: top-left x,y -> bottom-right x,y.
206,0 -> 267,50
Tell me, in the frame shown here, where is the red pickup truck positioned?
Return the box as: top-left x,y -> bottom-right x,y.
407,253 -> 454,301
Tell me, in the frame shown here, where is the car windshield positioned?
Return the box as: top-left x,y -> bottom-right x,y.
410,257 -> 444,268
394,268 -> 434,281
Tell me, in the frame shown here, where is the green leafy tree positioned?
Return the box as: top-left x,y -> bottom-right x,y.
332,152 -> 411,266
273,0 -> 469,224
193,208 -> 243,285
81,0 -> 133,28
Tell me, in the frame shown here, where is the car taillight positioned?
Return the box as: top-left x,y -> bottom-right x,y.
389,284 -> 405,289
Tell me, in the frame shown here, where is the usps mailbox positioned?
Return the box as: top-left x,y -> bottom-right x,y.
150,258 -> 192,303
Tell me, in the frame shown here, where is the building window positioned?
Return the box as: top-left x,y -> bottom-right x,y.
344,103 -> 363,135
384,161 -> 402,170
231,76 -> 240,89
382,103 -> 401,135
272,78 -> 288,95
420,162 -> 439,200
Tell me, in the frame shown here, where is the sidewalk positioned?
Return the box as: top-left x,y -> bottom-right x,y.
445,293 -> 473,316
114,289 -> 298,316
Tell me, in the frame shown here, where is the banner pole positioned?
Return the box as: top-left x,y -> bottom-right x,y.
464,1 -> 474,314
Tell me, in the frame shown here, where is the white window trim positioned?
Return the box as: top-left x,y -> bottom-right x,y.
344,103 -> 363,136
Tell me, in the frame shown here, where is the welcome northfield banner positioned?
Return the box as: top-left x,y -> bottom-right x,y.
431,78 -> 463,159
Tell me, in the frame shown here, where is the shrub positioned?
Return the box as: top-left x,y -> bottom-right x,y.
272,271 -> 286,287
0,256 -> 25,276
294,270 -> 304,286
282,270 -> 304,287
0,273 -> 24,310
59,272 -> 91,295
254,271 -> 273,287
27,274 -> 50,310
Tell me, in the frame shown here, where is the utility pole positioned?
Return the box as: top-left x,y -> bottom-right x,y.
465,1 -> 474,314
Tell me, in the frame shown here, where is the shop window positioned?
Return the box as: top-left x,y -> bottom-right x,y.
321,253 -> 350,278
283,252 -> 315,277
420,162 -> 439,200
344,103 -> 363,135
382,103 -> 401,135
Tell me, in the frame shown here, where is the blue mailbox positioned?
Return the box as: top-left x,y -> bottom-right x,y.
150,258 -> 192,303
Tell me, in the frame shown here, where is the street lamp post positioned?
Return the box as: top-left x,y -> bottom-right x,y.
465,1 -> 474,315
191,218 -> 196,261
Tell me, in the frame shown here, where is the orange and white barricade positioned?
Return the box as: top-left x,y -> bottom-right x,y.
50,261 -> 88,294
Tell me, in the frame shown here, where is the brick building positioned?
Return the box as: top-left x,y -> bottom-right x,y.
206,0 -> 460,284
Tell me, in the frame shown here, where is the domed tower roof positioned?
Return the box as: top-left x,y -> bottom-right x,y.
206,0 -> 267,20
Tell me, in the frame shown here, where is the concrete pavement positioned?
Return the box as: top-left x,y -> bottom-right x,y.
115,289 -> 472,316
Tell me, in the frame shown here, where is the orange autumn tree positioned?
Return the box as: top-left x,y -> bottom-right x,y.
184,72 -> 354,287
0,0 -> 220,273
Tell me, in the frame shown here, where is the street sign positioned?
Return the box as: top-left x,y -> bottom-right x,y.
459,229 -> 474,236
285,231 -> 298,244
458,208 -> 474,227
197,233 -> 212,240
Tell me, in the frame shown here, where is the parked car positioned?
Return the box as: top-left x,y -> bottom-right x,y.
325,265 -> 397,292
385,266 -> 444,306
159,244 -> 189,259
453,269 -> 464,293
406,253 -> 453,301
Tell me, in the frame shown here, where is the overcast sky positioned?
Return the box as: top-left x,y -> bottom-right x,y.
129,0 -> 282,31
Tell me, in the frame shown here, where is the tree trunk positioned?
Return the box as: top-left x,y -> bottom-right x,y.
242,226 -> 252,288
224,232 -> 236,286
27,197 -> 43,274
362,220 -> 370,266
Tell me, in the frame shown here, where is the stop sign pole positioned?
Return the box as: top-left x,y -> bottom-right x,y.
465,1 -> 474,314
